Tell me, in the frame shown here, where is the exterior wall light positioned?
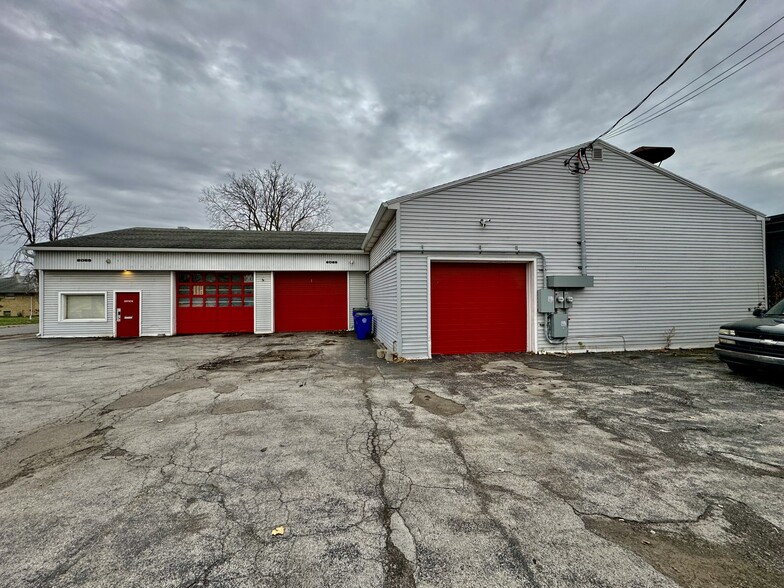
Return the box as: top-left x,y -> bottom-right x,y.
479,218 -> 491,227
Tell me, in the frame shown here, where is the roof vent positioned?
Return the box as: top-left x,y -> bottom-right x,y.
591,146 -> 603,161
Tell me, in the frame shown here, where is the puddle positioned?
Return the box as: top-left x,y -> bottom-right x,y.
482,360 -> 560,378
104,378 -> 209,411
410,387 -> 465,417
213,383 -> 238,395
210,399 -> 270,415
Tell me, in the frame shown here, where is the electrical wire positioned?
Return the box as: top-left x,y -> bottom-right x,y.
607,28 -> 784,138
563,147 -> 589,174
606,36 -> 784,139
593,0 -> 748,142
606,14 -> 784,135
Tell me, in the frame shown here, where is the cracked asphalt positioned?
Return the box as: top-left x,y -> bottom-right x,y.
0,332 -> 782,587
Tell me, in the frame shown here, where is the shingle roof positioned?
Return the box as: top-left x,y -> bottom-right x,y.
31,227 -> 367,251
0,275 -> 37,294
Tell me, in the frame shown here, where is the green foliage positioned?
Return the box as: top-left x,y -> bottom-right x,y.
0,315 -> 38,326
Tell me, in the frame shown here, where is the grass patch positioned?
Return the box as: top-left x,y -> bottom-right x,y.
0,316 -> 39,326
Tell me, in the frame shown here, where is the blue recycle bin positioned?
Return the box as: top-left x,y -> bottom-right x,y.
352,308 -> 373,340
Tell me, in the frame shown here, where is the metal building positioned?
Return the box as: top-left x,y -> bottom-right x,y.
32,140 -> 766,358
32,229 -> 368,338
364,140 -> 766,358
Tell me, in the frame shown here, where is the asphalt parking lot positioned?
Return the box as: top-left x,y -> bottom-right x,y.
0,332 -> 782,588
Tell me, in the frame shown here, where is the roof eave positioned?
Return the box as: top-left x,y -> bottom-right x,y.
30,246 -> 367,254
361,203 -> 398,252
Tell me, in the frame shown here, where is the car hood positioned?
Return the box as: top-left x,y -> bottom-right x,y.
721,316 -> 784,337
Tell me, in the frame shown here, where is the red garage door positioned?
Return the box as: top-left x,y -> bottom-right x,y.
274,272 -> 347,332
431,262 -> 527,355
176,272 -> 254,334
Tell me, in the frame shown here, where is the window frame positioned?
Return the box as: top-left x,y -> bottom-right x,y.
59,292 -> 107,322
176,272 -> 254,309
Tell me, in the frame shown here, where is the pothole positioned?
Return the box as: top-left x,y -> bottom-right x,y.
258,348 -> 321,362
210,399 -> 271,415
102,447 -> 128,459
582,501 -> 784,588
411,386 -> 465,417
482,360 -> 560,378
0,422 -> 107,488
213,383 -> 238,395
104,378 -> 209,410
198,348 -> 321,370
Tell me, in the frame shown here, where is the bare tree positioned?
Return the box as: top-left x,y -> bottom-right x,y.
0,171 -> 93,275
200,162 -> 332,232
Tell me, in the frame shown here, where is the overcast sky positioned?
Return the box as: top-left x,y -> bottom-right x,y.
1,0 -> 782,262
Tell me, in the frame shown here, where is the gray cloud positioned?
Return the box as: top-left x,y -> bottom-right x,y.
1,0 -> 782,264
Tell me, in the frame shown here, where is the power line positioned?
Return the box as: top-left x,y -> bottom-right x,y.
606,32 -> 784,138
593,0 -> 748,142
605,37 -> 784,139
607,14 -> 784,135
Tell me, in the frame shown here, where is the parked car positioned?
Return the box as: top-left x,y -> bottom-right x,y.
715,298 -> 784,373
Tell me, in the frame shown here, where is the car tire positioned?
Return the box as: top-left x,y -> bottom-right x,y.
726,362 -> 752,375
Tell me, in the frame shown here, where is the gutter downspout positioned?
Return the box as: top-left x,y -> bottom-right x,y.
579,173 -> 587,275
761,216 -> 768,306
366,248 -> 549,280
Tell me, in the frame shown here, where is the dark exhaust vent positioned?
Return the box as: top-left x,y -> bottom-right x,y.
631,146 -> 674,165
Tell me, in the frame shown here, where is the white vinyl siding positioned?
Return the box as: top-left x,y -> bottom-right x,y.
368,213 -> 399,351
399,156 -> 581,270
35,251 -> 368,272
42,271 -> 171,337
396,156 -> 579,357
347,271 -> 368,330
370,215 -> 397,267
254,272 -> 273,333
393,148 -> 764,357
567,147 -> 765,351
368,258 -> 398,352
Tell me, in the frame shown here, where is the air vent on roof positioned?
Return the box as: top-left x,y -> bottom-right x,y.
591,147 -> 603,161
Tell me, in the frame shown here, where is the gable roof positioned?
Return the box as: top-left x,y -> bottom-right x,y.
362,139 -> 765,251
0,275 -> 37,294
30,227 -> 366,252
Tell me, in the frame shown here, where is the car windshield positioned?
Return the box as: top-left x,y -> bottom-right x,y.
765,298 -> 784,316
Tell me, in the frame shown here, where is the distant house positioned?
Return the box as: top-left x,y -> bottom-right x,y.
0,274 -> 38,317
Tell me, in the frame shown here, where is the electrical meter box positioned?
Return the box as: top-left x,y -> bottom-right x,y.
551,311 -> 569,338
537,288 -> 555,314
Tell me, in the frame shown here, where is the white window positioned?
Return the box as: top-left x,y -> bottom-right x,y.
61,293 -> 106,321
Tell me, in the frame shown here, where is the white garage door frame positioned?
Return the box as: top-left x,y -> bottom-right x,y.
426,256 -> 538,358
